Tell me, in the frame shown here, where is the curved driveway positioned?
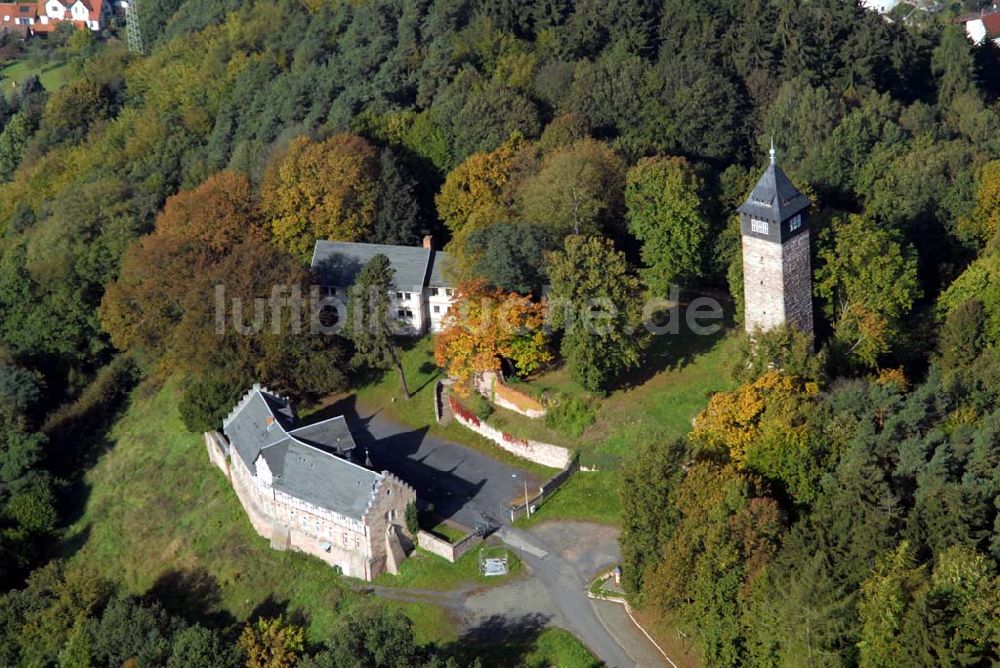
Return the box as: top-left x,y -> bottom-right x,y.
323,400 -> 664,667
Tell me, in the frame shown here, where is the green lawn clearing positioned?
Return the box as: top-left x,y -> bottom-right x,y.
350,337 -> 557,479
0,58 -> 70,96
519,470 -> 621,527
353,322 -> 739,530
374,541 -> 522,591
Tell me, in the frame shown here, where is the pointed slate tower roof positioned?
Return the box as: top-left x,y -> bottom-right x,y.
737,140 -> 811,224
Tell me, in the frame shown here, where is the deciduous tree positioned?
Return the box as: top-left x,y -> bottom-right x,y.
237,616 -> 304,668
262,134 -> 379,257
625,156 -> 710,294
520,139 -> 625,238
434,279 -> 550,386
815,214 -> 921,367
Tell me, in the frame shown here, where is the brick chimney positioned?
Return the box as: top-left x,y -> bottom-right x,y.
422,235 -> 434,250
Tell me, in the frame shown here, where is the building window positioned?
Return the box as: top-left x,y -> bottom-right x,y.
404,292 -> 411,300
789,214 -> 802,231
395,291 -> 403,300
432,287 -> 440,296
342,532 -> 348,546
355,536 -> 361,549
433,305 -> 440,314
446,288 -> 454,297
750,218 -> 769,235
397,309 -> 406,318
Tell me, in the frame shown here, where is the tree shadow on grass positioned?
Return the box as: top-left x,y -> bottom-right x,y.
146,567 -> 236,629
247,594 -> 310,629
442,613 -> 552,666
616,303 -> 734,391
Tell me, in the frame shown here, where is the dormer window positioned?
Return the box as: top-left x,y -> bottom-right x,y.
789,214 -> 802,232
750,218 -> 769,235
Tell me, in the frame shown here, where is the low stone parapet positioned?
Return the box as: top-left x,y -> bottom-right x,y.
449,396 -> 572,469
417,529 -> 483,562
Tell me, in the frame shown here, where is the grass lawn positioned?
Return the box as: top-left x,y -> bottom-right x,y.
465,319 -> 741,472
373,541 -> 522,591
421,511 -> 467,542
519,471 -> 621,527
351,321 -> 739,530
64,378 -> 367,641
351,337 -> 557,479
0,58 -> 70,96
452,627 -> 602,668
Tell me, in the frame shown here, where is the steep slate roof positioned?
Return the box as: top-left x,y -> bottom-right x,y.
288,416 -> 356,455
222,387 -> 297,469
737,157 -> 811,224
311,241 -> 433,292
259,438 -> 380,520
221,385 -> 381,520
427,249 -> 452,286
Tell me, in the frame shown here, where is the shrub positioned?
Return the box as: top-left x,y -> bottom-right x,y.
464,392 -> 494,421
42,356 -> 140,437
179,373 -> 249,433
404,502 -> 418,537
545,395 -> 595,437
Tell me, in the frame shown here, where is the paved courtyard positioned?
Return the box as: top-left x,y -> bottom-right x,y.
310,397 -> 543,529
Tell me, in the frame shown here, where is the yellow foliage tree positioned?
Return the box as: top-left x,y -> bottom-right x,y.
435,136 -> 537,273
237,616 -> 305,668
434,279 -> 551,387
690,370 -> 803,466
262,133 -> 379,257
961,159 -> 1000,244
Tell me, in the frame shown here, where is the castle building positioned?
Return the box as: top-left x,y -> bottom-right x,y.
737,142 -> 814,335
206,384 -> 416,581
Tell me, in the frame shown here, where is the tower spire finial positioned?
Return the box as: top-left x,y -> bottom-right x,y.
769,135 -> 776,165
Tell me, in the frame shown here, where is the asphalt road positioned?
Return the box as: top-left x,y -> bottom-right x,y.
498,525 -> 639,667
343,403 -> 542,529
321,398 -> 652,666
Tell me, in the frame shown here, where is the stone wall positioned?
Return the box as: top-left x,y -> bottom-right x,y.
742,229 -> 813,335
475,371 -> 546,419
205,431 -> 230,479
417,529 -> 483,562
782,230 -> 814,334
742,234 -> 787,333
449,396 -> 572,469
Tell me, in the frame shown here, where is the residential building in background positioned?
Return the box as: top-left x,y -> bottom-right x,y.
311,236 -> 455,334
0,0 -> 110,33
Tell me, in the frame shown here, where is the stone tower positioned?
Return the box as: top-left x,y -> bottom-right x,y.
737,142 -> 813,335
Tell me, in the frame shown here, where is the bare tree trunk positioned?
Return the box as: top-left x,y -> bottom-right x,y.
393,349 -> 411,400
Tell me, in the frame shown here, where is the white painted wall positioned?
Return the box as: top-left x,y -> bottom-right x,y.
967,18 -> 988,44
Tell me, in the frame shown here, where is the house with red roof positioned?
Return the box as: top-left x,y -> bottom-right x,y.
0,0 -> 109,35
962,8 -> 1000,46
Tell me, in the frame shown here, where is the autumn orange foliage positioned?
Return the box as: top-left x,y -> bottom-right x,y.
433,280 -> 551,387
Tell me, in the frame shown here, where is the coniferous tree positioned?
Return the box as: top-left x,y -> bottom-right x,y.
345,255 -> 411,399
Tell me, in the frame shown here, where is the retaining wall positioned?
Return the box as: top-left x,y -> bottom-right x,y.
475,371 -> 546,418
417,529 -> 483,562
205,431 -> 230,479
449,396 -> 571,469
